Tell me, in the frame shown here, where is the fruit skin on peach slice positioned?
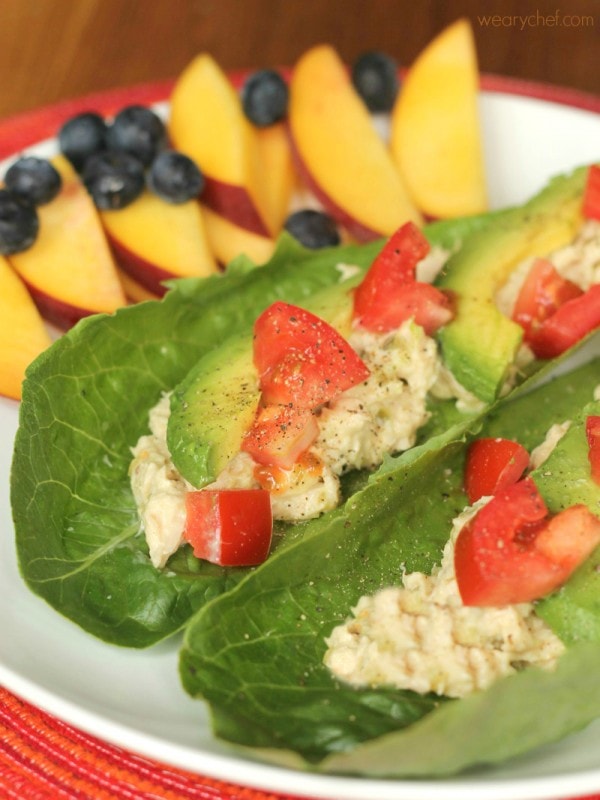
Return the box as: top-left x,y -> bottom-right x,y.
390,18 -> 488,219
100,190 -> 218,297
8,155 -> 127,329
169,53 -> 275,237
200,204 -> 275,267
288,44 -> 422,242
0,255 -> 53,400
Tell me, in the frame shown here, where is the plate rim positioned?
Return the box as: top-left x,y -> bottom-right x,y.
0,70 -> 597,162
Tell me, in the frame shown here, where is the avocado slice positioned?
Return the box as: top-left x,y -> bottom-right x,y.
534,398 -> 600,642
436,167 -> 587,403
166,334 -> 258,487
167,278 -> 359,488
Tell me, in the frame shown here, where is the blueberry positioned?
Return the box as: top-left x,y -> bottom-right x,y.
4,156 -> 62,206
148,151 -> 204,204
58,112 -> 108,171
0,189 -> 39,254
106,105 -> 167,166
81,152 -> 145,210
241,70 -> 289,127
351,51 -> 399,112
284,209 -> 340,249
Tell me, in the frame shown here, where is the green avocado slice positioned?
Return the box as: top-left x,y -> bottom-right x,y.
436,166 -> 587,403
167,334 -> 258,487
167,277 -> 360,487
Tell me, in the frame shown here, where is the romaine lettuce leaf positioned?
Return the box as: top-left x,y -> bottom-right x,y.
179,359 -> 600,773
10,217 -> 492,648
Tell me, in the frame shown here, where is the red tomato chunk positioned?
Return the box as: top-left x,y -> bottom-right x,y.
455,477 -> 600,606
586,415 -> 600,486
464,437 -> 529,504
184,489 -> 273,566
244,301 -> 370,468
242,403 -> 320,469
512,257 -> 583,342
527,284 -> 600,359
353,221 -> 453,334
253,301 -> 369,405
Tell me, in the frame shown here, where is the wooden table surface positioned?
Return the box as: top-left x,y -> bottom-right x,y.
0,0 -> 597,122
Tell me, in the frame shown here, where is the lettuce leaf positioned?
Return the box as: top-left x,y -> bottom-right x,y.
179,358 -> 600,773
10,217 -> 493,648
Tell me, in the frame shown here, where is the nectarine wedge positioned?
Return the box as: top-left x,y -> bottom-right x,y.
200,204 -> 275,266
100,191 -> 218,296
288,45 -> 422,241
117,268 -> 161,303
0,255 -> 52,400
390,19 -> 488,218
256,122 -> 297,233
8,155 -> 126,328
169,54 -> 275,237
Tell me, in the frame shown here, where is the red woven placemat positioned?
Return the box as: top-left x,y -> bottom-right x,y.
0,686 -> 305,800
3,686 -> 600,800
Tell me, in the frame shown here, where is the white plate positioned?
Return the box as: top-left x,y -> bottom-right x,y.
1,86 -> 600,800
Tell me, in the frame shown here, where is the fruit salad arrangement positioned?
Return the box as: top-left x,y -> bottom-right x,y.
0,18 -> 484,400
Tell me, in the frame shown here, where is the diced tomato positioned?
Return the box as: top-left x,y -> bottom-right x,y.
353,222 -> 453,333
512,257 -> 583,341
586,415 -> 600,485
260,343 -> 369,407
535,505 -> 600,572
357,221 -> 431,297
241,403 -> 319,469
583,164 -> 600,221
464,437 -> 530,504
357,280 -> 454,335
455,477 -> 600,606
527,284 -> 600,359
253,302 -> 370,406
184,489 -> 273,566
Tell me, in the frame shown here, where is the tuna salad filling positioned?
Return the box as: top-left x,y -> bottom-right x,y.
323,413 -> 594,698
323,502 -> 565,699
131,317 -> 472,568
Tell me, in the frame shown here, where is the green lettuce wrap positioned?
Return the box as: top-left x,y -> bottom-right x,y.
11,213 -> 492,648
179,356 -> 600,776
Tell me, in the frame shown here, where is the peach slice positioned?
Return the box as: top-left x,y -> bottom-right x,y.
200,204 -> 275,266
100,190 -> 218,296
169,53 -> 275,237
390,18 -> 487,218
256,122 -> 297,233
288,45 -> 422,242
8,155 -> 126,328
117,268 -> 161,303
0,255 -> 52,400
